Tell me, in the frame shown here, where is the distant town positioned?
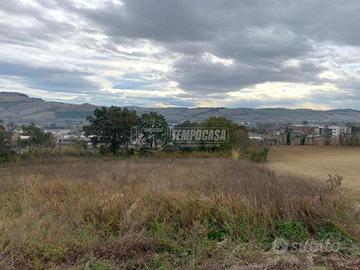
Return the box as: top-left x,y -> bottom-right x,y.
1,119 -> 359,149
1,92 -> 360,148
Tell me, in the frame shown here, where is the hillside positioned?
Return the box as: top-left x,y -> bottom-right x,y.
1,92 -> 360,126
135,107 -> 360,125
0,92 -> 96,126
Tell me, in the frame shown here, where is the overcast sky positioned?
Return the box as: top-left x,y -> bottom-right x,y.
1,0 -> 360,109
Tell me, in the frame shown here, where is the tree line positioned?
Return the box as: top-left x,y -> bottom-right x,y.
0,106 -> 269,163
0,122 -> 55,162
83,107 -> 251,154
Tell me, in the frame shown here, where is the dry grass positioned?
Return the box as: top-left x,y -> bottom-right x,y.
0,157 -> 358,269
268,146 -> 360,193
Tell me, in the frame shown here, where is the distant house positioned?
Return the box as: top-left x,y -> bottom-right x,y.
318,125 -> 352,137
290,124 -> 319,135
44,129 -> 75,145
263,124 -> 353,146
249,133 -> 264,141
57,135 -> 77,145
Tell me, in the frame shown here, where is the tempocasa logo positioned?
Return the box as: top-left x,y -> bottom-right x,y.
131,123 -> 229,152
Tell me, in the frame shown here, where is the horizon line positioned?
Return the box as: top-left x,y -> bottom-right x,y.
1,91 -> 359,112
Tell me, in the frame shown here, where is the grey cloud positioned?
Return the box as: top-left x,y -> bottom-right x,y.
73,0 -> 360,46
68,0 -> 359,92
71,0 -> 210,42
0,61 -> 98,93
0,1 -> 76,49
172,55 -> 323,92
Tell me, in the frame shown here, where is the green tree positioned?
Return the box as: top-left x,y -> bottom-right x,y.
21,124 -> 55,150
140,112 -> 167,125
202,117 -> 249,151
138,112 -> 169,151
285,128 -> 292,145
172,121 -> 200,151
302,120 -> 309,125
72,138 -> 88,152
84,107 -> 140,154
0,123 -> 14,163
300,134 -> 306,145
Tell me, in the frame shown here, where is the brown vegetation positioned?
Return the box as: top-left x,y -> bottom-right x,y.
0,157 -> 358,269
269,145 -> 360,193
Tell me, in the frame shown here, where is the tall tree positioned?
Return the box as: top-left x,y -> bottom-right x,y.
84,107 -> 140,154
140,112 -> 167,125
21,123 -> 55,150
285,127 -> 292,145
138,112 -> 169,151
0,123 -> 13,163
202,117 -> 249,151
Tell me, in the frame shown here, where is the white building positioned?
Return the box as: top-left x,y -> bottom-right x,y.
318,125 -> 351,137
44,129 -> 74,145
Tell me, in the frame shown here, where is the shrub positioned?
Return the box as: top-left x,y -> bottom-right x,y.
316,221 -> 353,244
0,124 -> 14,163
275,221 -> 310,243
247,147 -> 269,162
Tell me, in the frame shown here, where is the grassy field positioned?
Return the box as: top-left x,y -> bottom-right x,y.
0,156 -> 359,269
269,146 -> 360,194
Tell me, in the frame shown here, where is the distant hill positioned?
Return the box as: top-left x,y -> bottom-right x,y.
0,92 -> 96,126
1,92 -> 360,127
134,107 -> 360,125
